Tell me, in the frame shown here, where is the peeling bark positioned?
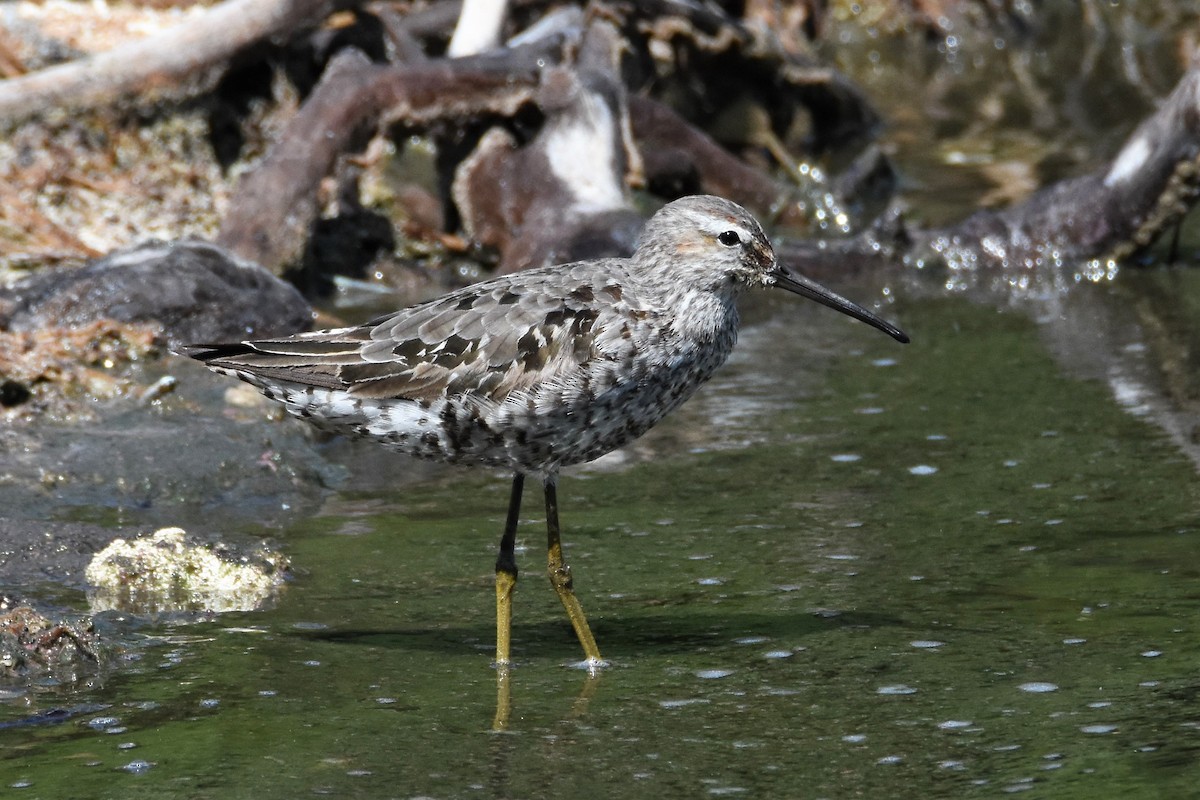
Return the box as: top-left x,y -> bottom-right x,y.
452,20 -> 643,274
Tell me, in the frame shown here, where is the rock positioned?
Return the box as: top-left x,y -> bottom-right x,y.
85,527 -> 289,615
0,602 -> 99,685
0,239 -> 312,347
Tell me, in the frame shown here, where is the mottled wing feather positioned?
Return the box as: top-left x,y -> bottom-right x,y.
189,259 -> 649,404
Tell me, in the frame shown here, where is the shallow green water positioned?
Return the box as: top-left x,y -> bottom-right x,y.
4,290 -> 1200,798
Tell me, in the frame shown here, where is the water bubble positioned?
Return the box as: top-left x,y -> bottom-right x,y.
842,734 -> 866,743
120,761 -> 155,774
1018,682 -> 1058,693
734,636 -> 768,645
877,755 -> 903,765
830,454 -> 862,463
659,698 -> 710,709
938,720 -> 972,730
909,465 -> 938,476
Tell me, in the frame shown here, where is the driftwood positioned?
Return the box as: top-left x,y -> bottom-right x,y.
777,59 -> 1200,295
215,38 -> 566,271
451,19 -> 643,273
211,0 -> 886,276
0,0 -> 341,124
930,60 -> 1200,269
629,95 -> 805,226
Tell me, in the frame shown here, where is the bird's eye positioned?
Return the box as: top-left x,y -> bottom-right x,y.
717,230 -> 741,247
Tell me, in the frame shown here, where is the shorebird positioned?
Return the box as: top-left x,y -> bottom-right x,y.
182,195 -> 908,668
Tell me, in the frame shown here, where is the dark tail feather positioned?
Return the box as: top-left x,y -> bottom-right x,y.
173,342 -> 255,363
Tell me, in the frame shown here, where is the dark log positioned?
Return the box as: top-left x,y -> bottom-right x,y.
628,94 -> 800,223
779,61 -> 1200,296
911,60 -> 1200,289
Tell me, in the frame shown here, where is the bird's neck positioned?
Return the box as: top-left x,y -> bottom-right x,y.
659,283 -> 741,348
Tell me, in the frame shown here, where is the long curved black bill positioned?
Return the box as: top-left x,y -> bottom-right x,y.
773,264 -> 910,344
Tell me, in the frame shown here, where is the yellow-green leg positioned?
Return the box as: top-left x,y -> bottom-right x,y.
494,473 -> 524,668
543,477 -> 603,666
492,664 -> 512,732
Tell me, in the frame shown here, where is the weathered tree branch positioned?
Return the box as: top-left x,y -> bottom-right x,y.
452,20 -> 642,274
628,94 -> 801,224
913,59 -> 1200,289
779,60 -> 1200,294
0,0 -> 340,124
216,38 -> 565,272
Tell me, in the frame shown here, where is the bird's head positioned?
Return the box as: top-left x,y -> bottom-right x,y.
635,195 -> 909,343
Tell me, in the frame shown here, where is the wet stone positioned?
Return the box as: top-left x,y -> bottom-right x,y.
0,239 -> 312,347
85,527 -> 289,615
0,603 -> 99,686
